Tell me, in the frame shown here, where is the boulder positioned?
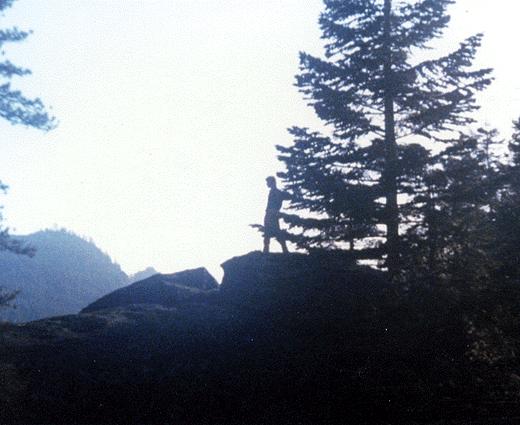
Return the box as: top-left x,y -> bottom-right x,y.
220,250 -> 387,308
81,267 -> 218,313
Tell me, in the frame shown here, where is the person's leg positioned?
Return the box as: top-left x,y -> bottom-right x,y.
263,236 -> 270,254
278,237 -> 289,254
263,211 -> 275,254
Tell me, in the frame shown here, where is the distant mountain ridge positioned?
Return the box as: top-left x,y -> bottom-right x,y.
0,229 -> 129,322
128,266 -> 158,283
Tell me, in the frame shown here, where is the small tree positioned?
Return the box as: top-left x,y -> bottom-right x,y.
402,129 -> 503,285
492,118 -> 520,282
0,0 -> 56,307
277,0 -> 492,278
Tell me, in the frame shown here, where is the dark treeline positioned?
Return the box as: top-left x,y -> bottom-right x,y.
276,0 -> 519,289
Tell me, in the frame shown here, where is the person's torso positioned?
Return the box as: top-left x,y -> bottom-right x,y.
267,188 -> 285,211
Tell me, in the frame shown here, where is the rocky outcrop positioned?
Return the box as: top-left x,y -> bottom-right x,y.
81,267 -> 218,313
221,250 -> 387,305
1,251 -> 519,425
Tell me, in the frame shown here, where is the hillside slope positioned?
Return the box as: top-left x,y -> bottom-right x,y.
0,229 -> 128,322
0,251 -> 519,425
81,267 -> 218,313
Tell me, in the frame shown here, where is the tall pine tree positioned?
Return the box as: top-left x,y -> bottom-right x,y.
277,0 -> 492,278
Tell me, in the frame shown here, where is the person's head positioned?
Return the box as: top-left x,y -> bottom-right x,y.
266,176 -> 276,189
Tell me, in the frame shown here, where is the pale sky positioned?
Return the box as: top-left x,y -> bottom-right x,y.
1,0 -> 519,279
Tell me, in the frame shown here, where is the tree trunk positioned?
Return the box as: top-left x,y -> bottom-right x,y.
347,219 -> 354,251
383,0 -> 400,280
426,189 -> 438,279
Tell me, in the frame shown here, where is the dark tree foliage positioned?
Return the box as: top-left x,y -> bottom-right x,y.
492,118 -> 520,282
512,118 -> 520,151
0,1 -> 55,131
401,129 -> 503,285
278,128 -> 382,251
0,183 -> 33,309
506,117 -> 520,184
0,285 -> 17,309
277,0 -> 492,277
0,0 -> 56,307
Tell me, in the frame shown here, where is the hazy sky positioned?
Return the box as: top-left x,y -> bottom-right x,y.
1,0 -> 519,279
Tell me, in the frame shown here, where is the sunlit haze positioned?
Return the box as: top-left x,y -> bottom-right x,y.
1,0 -> 519,279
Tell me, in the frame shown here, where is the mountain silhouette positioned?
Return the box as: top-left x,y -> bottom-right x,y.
0,229 -> 128,322
128,266 -> 158,283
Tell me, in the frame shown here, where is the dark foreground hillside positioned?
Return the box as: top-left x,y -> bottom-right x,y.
1,251 -> 519,424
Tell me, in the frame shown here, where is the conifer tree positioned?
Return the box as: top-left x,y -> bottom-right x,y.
402,129 -> 503,284
0,0 -> 55,306
493,118 -> 520,282
508,117 -> 520,175
0,1 -> 55,131
277,0 -> 492,278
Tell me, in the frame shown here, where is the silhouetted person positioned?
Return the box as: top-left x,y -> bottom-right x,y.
263,176 -> 290,254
